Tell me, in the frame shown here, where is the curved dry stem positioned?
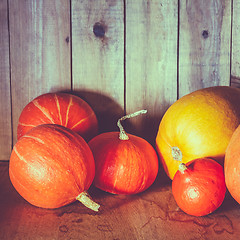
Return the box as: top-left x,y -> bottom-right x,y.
117,109 -> 147,140
76,191 -> 100,212
178,163 -> 187,173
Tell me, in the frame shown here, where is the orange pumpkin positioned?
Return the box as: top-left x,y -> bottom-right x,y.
156,86 -> 240,179
225,124 -> 240,204
172,158 -> 226,216
9,124 -> 99,211
17,93 -> 98,141
88,110 -> 159,194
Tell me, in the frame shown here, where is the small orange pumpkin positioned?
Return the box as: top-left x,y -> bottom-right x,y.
172,158 -> 226,216
88,110 -> 159,194
156,86 -> 240,179
17,92 -> 98,141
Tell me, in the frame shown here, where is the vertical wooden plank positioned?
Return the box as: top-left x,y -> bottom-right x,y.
9,0 -> 71,145
231,0 -> 240,88
179,0 -> 232,97
0,0 -> 12,160
125,0 -> 178,144
72,0 -> 125,133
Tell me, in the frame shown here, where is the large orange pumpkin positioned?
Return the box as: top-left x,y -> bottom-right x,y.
225,124 -> 240,204
156,86 -> 240,180
9,124 -> 99,211
17,93 -> 98,141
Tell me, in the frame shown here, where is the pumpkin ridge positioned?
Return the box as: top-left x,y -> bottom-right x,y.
30,125 -> 88,191
51,127 -> 89,190
13,146 -> 28,164
11,146 -> 71,197
14,139 -> 69,181
18,122 -> 36,127
32,99 -> 55,123
125,142 -> 135,193
130,141 -> 146,193
66,127 -> 94,189
111,141 -> 124,192
71,113 -> 93,130
64,96 -> 73,127
54,94 -> 63,125
22,134 -> 45,144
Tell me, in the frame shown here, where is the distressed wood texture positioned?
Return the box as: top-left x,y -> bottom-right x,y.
0,0 -> 12,159
231,0 -> 240,88
71,0 -> 125,133
2,1 -> 240,239
0,1 -> 239,157
1,161 -> 240,240
179,0 -> 232,97
125,0 -> 178,144
9,0 -> 71,146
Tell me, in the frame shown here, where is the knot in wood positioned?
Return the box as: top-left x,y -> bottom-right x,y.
93,22 -> 105,38
202,30 -> 209,39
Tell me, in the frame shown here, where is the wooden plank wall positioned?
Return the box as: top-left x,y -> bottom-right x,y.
71,0 -> 125,133
231,0 -> 240,87
125,0 -> 178,142
0,0 -> 239,160
179,0 -> 232,97
0,0 -> 12,159
9,0 -> 71,144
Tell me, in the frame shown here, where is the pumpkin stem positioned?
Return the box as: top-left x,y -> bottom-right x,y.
117,109 -> 147,140
178,163 -> 187,173
76,191 -> 100,212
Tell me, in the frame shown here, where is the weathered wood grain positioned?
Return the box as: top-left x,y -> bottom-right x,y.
9,0 -> 71,145
179,0 -> 232,97
0,0 -> 12,160
231,0 -> 240,88
71,0 -> 125,133
1,161 -> 240,239
125,0 -> 178,144
0,0 -> 238,157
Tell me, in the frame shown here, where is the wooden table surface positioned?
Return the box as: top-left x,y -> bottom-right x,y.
1,161 -> 240,240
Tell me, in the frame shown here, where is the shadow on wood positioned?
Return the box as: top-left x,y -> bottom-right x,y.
60,89 -> 124,135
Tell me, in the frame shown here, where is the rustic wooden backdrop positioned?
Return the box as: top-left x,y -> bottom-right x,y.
0,0 -> 240,161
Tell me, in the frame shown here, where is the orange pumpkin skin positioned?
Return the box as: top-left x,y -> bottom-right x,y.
9,124 -> 95,209
88,132 -> 159,194
17,93 -> 98,141
172,158 -> 226,216
156,86 -> 240,180
225,125 -> 240,204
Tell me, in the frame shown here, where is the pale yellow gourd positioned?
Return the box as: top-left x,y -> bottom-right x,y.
156,86 -> 240,179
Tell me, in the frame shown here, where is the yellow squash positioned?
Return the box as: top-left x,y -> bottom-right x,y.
156,86 -> 240,179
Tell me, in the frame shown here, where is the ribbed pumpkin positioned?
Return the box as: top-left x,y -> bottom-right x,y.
17,93 -> 98,141
156,86 -> 240,179
9,124 -> 99,211
225,124 -> 240,204
88,110 -> 159,194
